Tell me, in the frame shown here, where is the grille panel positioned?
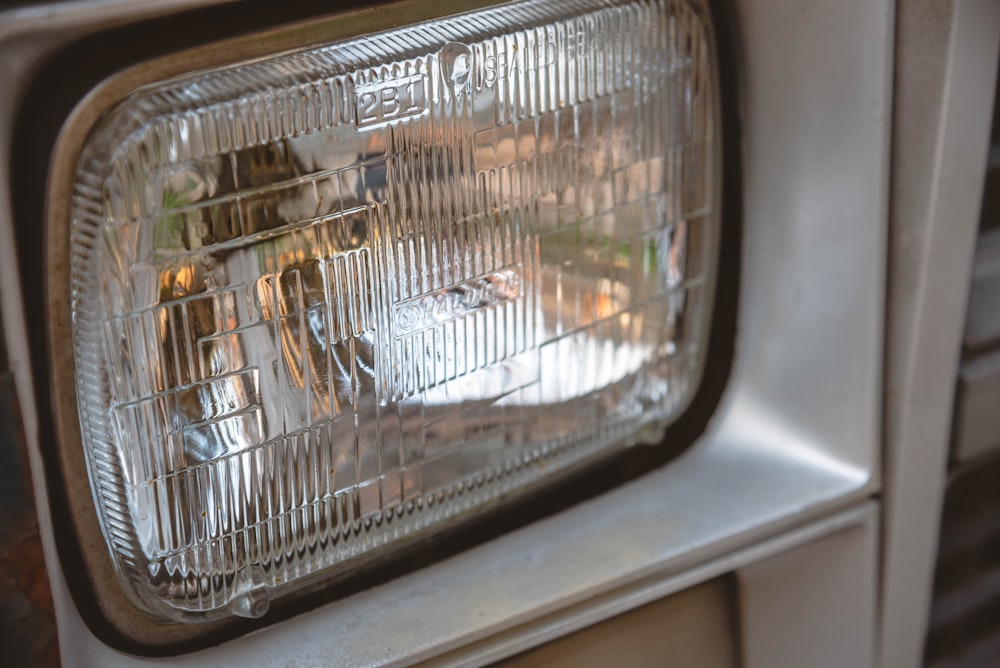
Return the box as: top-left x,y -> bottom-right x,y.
925,455 -> 1000,667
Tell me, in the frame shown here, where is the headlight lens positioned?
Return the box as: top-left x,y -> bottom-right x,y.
66,0 -> 720,621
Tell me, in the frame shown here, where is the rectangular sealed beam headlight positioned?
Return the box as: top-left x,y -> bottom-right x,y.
53,0 -> 720,622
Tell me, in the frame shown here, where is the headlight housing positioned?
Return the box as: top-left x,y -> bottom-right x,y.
51,0 -> 721,625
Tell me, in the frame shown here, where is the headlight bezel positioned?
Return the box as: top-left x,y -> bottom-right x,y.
36,0 -> 740,652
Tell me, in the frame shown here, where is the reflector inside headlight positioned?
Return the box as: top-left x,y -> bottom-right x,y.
66,0 -> 720,620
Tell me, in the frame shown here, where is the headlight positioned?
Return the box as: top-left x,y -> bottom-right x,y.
51,0 -> 721,623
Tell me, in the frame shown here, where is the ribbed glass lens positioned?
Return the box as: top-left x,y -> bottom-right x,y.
68,0 -> 719,620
